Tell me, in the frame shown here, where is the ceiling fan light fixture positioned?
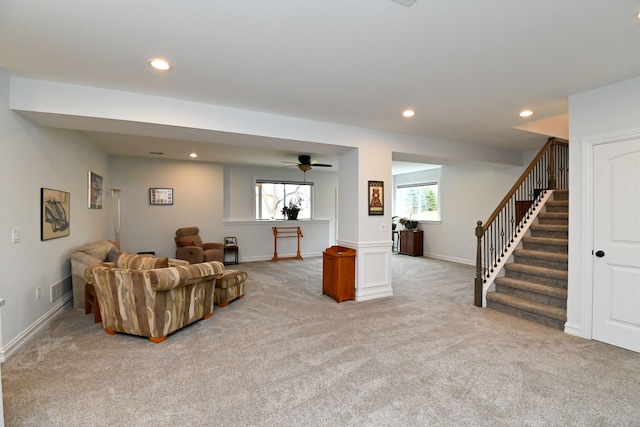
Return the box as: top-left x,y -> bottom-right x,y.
298,164 -> 312,172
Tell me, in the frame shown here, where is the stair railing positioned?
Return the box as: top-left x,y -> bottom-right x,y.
474,137 -> 568,306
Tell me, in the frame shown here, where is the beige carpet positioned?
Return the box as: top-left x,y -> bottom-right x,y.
3,255 -> 640,426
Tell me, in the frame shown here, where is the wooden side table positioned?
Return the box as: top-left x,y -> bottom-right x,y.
85,283 -> 101,323
223,246 -> 239,265
322,246 -> 356,303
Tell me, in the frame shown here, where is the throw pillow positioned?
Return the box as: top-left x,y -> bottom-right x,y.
132,256 -> 169,269
106,247 -> 119,262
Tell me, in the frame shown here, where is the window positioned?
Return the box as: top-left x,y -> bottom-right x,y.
255,180 -> 313,220
395,182 -> 440,221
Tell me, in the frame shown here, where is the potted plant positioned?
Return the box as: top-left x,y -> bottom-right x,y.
281,198 -> 301,220
399,217 -> 418,229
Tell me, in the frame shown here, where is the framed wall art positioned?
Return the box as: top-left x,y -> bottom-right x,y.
149,188 -> 173,205
88,171 -> 103,209
224,236 -> 237,247
41,188 -> 70,240
368,181 -> 384,216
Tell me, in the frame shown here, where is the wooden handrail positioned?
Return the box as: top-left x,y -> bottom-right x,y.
474,137 -> 568,307
481,137 -> 568,234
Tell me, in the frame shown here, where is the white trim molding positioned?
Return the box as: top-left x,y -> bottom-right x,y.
579,127 -> 640,340
338,240 -> 394,302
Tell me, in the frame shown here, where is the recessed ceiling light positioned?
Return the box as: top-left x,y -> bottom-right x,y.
149,58 -> 171,71
519,110 -> 533,118
189,153 -> 198,158
402,109 -> 415,118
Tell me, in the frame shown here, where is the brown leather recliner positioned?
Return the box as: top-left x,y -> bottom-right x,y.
175,227 -> 224,264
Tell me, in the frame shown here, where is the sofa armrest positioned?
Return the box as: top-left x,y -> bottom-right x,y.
169,258 -> 190,267
175,246 -> 203,264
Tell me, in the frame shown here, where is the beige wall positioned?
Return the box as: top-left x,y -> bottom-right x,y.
392,164 -> 524,265
0,70 -> 110,353
109,156 -> 339,261
566,75 -> 640,338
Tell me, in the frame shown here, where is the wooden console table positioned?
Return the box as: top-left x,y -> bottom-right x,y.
272,226 -> 303,261
399,229 -> 423,256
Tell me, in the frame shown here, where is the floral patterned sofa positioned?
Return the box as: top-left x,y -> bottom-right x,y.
89,254 -> 226,343
70,240 -> 118,309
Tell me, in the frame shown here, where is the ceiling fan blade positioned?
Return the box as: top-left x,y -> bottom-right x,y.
311,163 -> 332,167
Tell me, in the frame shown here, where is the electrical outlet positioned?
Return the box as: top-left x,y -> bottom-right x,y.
36,287 -> 41,300
380,223 -> 389,232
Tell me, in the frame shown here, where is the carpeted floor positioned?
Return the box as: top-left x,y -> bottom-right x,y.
3,255 -> 640,426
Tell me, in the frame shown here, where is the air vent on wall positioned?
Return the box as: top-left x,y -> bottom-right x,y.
391,0 -> 417,6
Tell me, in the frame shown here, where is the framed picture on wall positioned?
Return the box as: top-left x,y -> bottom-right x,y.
41,188 -> 70,240
88,171 -> 103,209
149,188 -> 173,205
368,180 -> 384,215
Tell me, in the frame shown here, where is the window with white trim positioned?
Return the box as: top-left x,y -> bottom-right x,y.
395,182 -> 440,221
255,180 -> 313,220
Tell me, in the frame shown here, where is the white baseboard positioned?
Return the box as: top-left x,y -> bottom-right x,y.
237,252 -> 322,263
424,253 -> 474,266
563,322 -> 584,338
2,293 -> 72,361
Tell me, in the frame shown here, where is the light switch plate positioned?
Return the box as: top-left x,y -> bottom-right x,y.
12,228 -> 20,243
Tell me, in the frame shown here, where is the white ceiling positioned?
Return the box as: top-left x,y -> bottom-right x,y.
1,1 -> 639,170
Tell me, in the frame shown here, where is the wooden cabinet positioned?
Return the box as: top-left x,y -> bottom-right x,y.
399,230 -> 423,256
322,246 -> 356,303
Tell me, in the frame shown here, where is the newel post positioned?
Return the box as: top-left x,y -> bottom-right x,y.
474,220 -> 484,307
548,139 -> 557,190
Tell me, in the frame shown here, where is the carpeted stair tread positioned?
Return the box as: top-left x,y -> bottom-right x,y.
546,200 -> 568,207
486,292 -> 566,321
504,263 -> 568,279
522,236 -> 568,246
513,249 -> 568,262
495,276 -> 567,299
530,224 -> 568,232
538,212 -> 568,219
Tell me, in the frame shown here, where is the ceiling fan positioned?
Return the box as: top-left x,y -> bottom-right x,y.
285,154 -> 333,172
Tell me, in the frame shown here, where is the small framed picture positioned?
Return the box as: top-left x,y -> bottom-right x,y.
368,180 -> 384,216
88,171 -> 103,209
224,236 -> 237,247
149,188 -> 173,205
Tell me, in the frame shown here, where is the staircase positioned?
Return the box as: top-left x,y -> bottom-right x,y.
486,190 -> 568,329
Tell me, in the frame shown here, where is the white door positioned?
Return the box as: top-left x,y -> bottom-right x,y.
593,138 -> 640,353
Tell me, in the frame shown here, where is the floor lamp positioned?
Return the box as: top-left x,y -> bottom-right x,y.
110,189 -> 121,248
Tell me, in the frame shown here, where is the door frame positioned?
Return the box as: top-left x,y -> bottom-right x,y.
582,127 -> 640,340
